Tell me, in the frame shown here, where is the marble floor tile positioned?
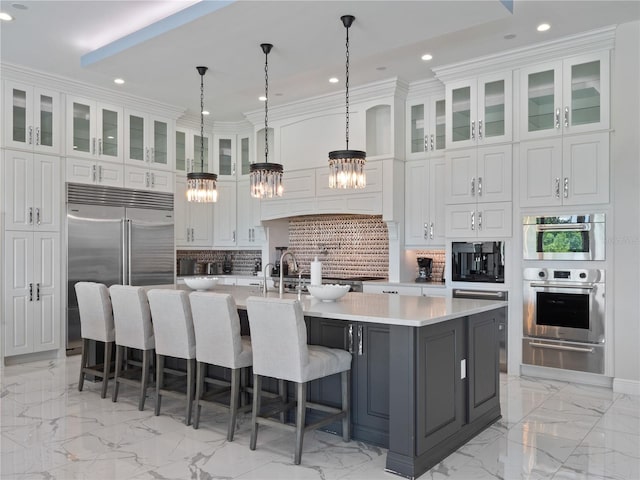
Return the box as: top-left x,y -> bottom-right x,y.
1,356 -> 639,480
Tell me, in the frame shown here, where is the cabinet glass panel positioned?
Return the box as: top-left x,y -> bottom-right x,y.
240,137 -> 250,175
129,115 -> 145,160
527,69 -> 555,132
435,99 -> 446,150
175,131 -> 186,171
410,104 -> 425,154
39,93 -> 54,147
153,120 -> 168,165
483,80 -> 505,138
571,60 -> 600,126
11,88 -> 27,143
101,109 -> 118,158
72,102 -> 91,153
218,138 -> 233,175
451,86 -> 471,142
193,135 -> 209,173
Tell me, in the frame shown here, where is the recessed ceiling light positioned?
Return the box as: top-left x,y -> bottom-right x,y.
376,66 -> 387,71
258,96 -> 267,102
107,136 -> 114,140
537,23 -> 551,32
329,77 -> 339,84
11,3 -> 28,10
421,54 -> 433,61
275,93 -> 283,97
0,12 -> 14,21
504,33 -> 517,40
202,110 -> 210,116
114,78 -> 125,85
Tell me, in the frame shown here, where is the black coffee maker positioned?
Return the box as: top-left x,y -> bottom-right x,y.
416,257 -> 433,282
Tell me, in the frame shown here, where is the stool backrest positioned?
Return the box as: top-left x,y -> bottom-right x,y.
147,289 -> 196,359
245,297 -> 308,381
109,285 -> 154,350
75,282 -> 114,342
190,292 -> 244,368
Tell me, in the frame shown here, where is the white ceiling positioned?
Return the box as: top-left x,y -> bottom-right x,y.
1,0 -> 639,122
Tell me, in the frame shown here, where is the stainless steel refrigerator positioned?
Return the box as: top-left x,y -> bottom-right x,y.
66,184 -> 174,353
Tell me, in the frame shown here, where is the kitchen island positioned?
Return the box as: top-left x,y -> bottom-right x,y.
160,285 -> 507,479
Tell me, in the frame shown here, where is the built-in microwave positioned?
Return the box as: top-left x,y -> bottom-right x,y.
523,214 -> 605,261
451,241 -> 505,283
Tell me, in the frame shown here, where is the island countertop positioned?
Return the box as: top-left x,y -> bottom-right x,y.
148,284 -> 507,328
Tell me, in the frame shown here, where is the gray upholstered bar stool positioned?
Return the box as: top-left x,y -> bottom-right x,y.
74,282 -> 115,399
190,292 -> 253,440
245,296 -> 352,465
147,289 -> 196,425
109,285 -> 155,410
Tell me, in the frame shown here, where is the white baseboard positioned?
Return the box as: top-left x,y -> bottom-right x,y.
613,378 -> 640,396
3,349 -> 59,366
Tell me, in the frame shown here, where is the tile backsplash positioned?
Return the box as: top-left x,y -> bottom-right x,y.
285,215 -> 389,278
177,250 -> 261,275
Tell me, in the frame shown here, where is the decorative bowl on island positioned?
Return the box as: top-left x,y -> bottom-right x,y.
307,284 -> 350,302
184,276 -> 219,291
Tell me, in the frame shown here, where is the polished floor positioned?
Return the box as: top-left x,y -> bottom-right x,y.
1,356 -> 638,479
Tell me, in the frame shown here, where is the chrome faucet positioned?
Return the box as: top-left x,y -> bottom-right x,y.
263,262 -> 275,296
279,251 -> 299,298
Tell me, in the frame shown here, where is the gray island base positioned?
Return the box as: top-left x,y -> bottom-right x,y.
156,285 -> 507,479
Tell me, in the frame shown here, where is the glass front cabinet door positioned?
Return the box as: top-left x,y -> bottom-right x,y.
406,95 -> 446,161
175,128 -> 211,175
520,51 -> 609,140
214,135 -> 237,179
5,81 -> 60,153
66,96 -> 123,161
125,110 -> 173,170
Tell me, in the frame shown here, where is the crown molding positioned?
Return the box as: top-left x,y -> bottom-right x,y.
1,62 -> 186,119
405,78 -> 445,100
212,120 -> 253,135
433,26 -> 617,83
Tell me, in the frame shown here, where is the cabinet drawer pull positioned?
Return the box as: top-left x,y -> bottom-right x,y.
564,106 -> 569,128
36,208 -> 41,225
478,119 -> 483,139
554,177 -> 560,198
424,135 -> 429,152
357,325 -> 363,356
29,207 -> 33,225
555,108 -> 561,129
92,164 -> 97,182
98,138 -> 103,156
477,177 -> 482,197
529,342 -> 594,353
348,324 -> 354,353
430,222 -> 434,239
478,211 -> 482,230
471,177 -> 475,196
471,121 -> 475,140
423,222 -> 428,240
99,166 -> 103,182
471,211 -> 475,231
36,283 -> 40,301
29,283 -> 33,302
430,134 -> 434,151
28,126 -> 33,145
563,177 -> 569,198
382,290 -> 398,294
35,127 -> 41,146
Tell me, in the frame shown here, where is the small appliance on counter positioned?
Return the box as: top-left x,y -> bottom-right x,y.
254,258 -> 262,274
415,257 -> 433,282
179,258 -> 196,276
206,262 -> 219,275
222,255 -> 232,274
451,241 -> 505,283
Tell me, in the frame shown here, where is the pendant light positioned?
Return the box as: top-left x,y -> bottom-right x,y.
328,15 -> 366,189
250,43 -> 283,198
187,66 -> 218,202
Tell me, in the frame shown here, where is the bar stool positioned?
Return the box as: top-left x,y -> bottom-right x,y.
109,285 -> 155,411
190,292 -> 253,440
147,289 -> 196,425
74,282 -> 115,399
245,296 -> 352,465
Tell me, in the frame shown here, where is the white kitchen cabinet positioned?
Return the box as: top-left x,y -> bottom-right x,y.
363,284 -> 423,296
66,96 -> 123,162
445,71 -> 512,149
66,157 -> 124,188
124,165 -> 174,193
445,145 -> 512,205
175,127 -> 212,175
4,81 -> 60,154
213,182 -> 238,246
422,286 -> 447,297
406,95 -> 446,160
125,110 -> 173,170
405,157 -> 445,247
519,51 -> 610,140
520,132 -> 609,207
445,202 -> 512,238
236,180 -> 262,246
214,133 -> 252,179
3,230 -> 60,356
174,177 -> 213,247
3,151 -> 60,231
213,181 -> 262,247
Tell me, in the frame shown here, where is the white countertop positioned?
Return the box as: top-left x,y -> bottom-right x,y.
147,284 -> 506,328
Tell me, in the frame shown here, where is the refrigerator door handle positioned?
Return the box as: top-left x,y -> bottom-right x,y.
121,219 -> 127,285
127,219 -> 133,285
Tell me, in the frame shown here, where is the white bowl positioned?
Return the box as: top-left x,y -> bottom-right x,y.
307,284 -> 350,302
184,276 -> 219,291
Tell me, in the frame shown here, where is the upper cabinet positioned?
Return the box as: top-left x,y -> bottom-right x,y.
66,96 -> 123,162
214,132 -> 253,180
519,51 -> 610,140
124,109 -> 173,170
406,95 -> 446,160
405,158 -> 445,247
175,127 -> 212,176
4,81 -> 61,154
445,71 -> 512,149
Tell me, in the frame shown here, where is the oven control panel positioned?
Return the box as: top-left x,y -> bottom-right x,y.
524,268 -> 604,284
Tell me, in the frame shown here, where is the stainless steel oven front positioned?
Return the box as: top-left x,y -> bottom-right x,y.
522,267 -> 605,374
523,213 -> 605,261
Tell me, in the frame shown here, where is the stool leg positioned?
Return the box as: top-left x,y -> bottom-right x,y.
101,341 -> 113,399
228,368 -> 240,441
155,354 -> 164,416
250,374 -> 262,451
341,371 -> 351,442
294,382 -> 307,465
78,338 -> 89,392
193,361 -> 205,430
112,345 -> 122,402
139,349 -> 151,411
186,358 -> 195,425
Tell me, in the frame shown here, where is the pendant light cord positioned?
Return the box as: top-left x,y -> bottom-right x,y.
345,22 -> 350,150
200,71 -> 205,172
264,48 -> 269,163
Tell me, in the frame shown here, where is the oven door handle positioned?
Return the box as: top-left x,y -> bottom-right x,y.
535,223 -> 590,231
530,282 -> 595,290
529,342 -> 595,353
